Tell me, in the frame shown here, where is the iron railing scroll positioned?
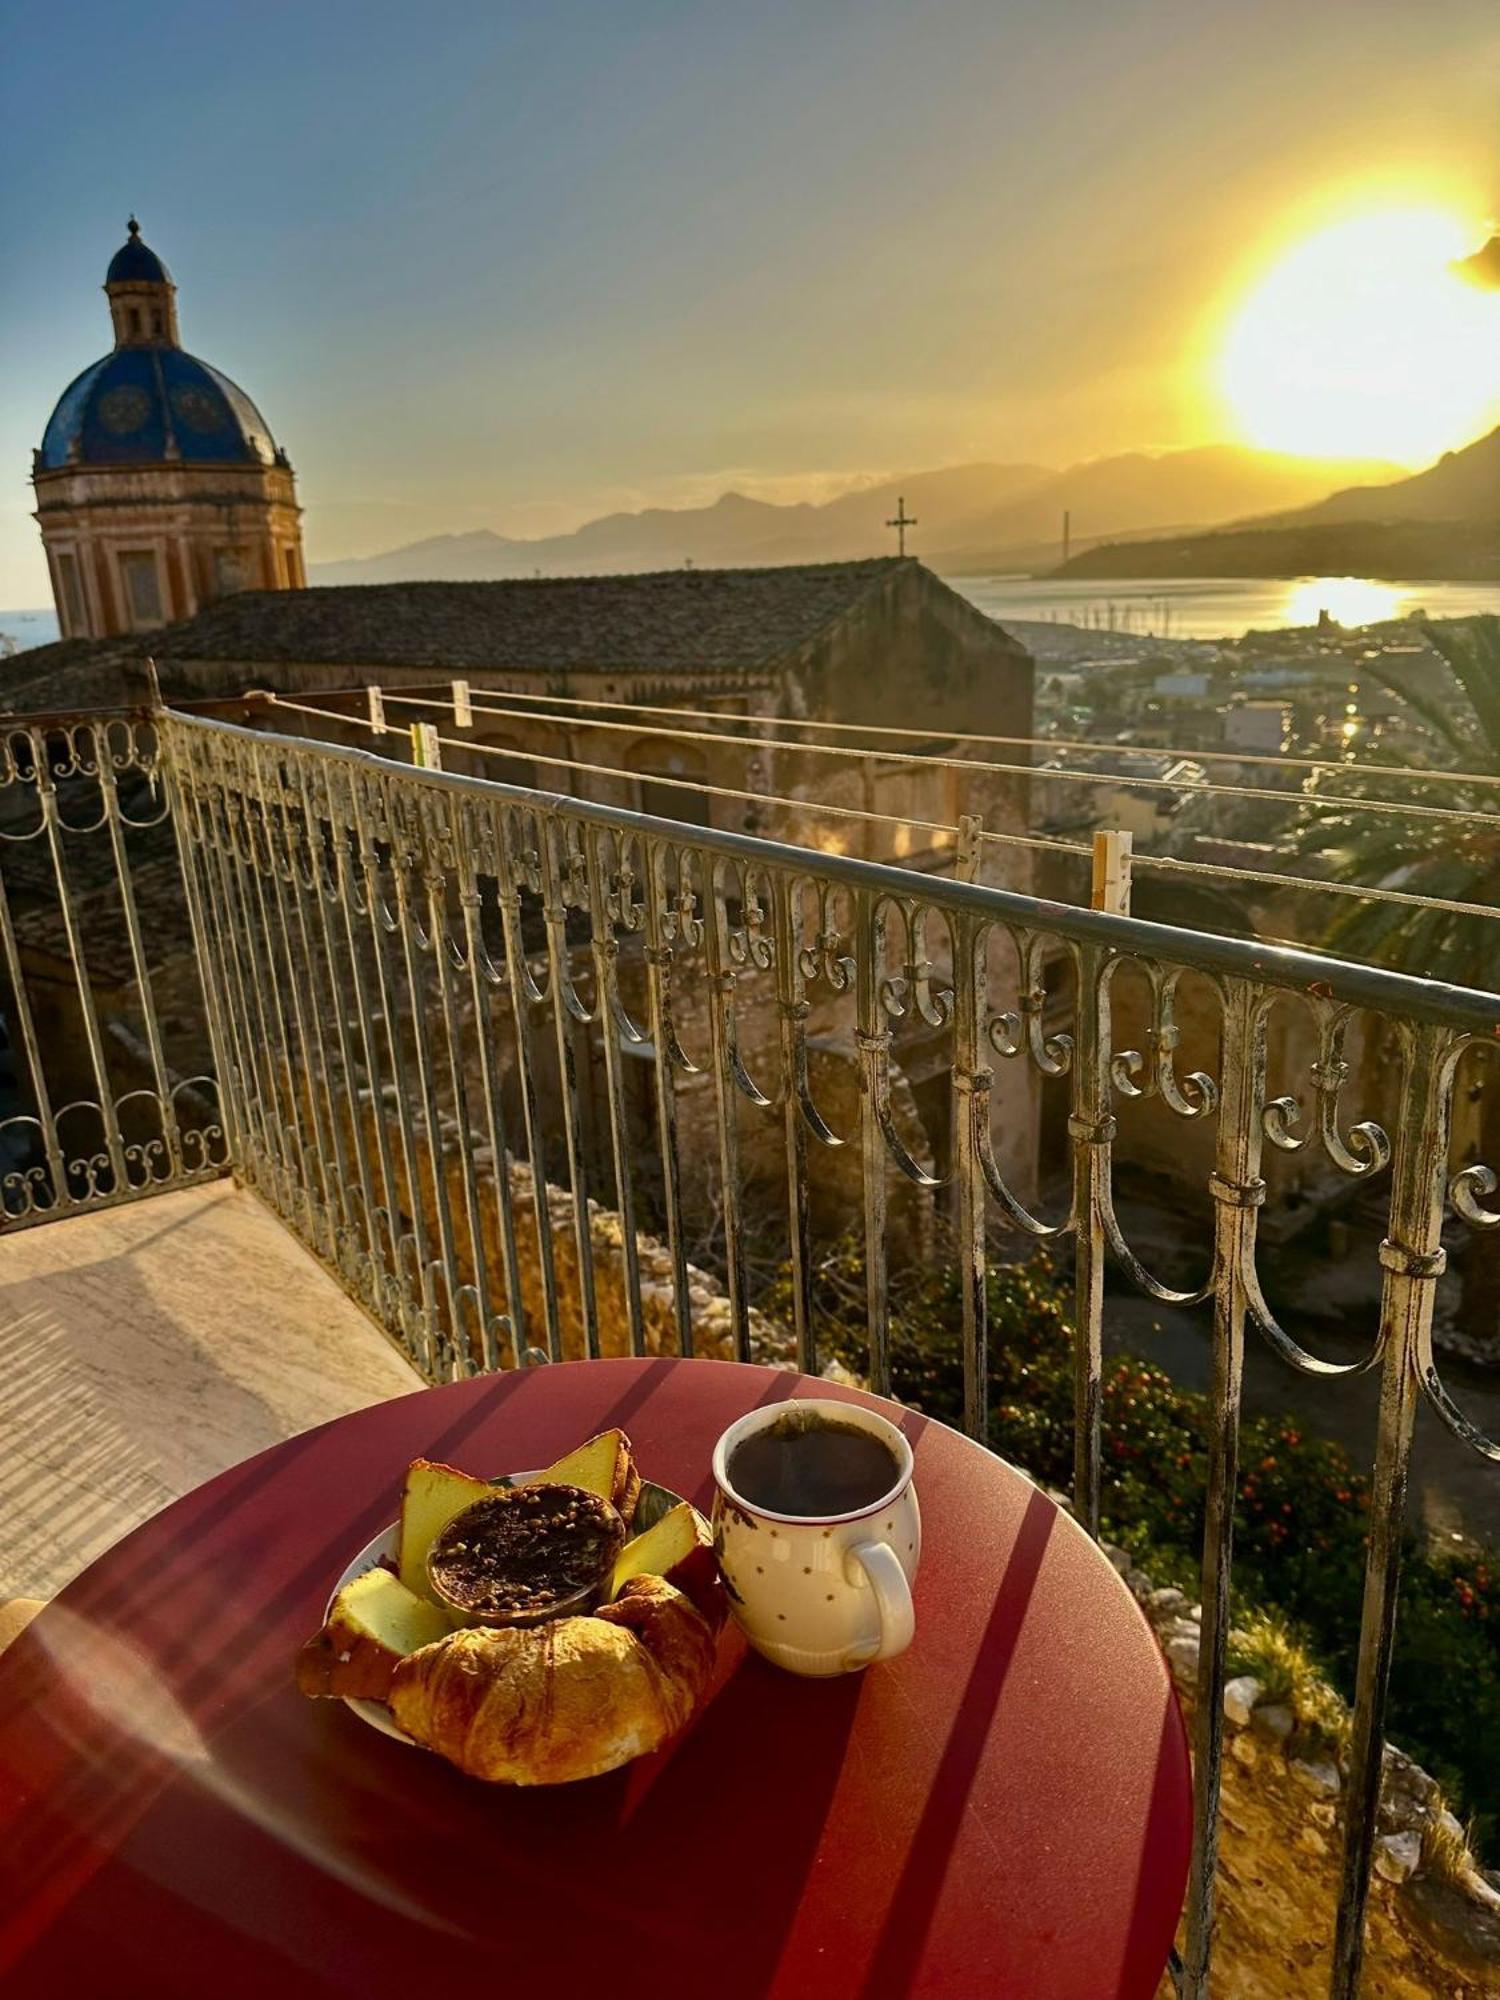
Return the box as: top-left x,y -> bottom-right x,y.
0,711 -> 227,1225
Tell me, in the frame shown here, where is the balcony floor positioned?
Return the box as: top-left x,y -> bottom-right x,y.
0,1180 -> 422,1602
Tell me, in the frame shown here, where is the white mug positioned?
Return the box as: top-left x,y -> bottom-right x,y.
710,1399 -> 920,1677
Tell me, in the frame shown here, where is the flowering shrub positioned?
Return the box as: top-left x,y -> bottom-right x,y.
779,1239 -> 1500,1845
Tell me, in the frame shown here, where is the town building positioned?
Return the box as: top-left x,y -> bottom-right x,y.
31,222 -> 303,641
2,557 -> 1032,858
2,559 -> 1041,1249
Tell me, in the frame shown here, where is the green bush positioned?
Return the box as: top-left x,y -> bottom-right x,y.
773,1240 -> 1500,1846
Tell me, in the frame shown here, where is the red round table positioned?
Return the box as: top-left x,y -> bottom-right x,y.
0,1358 -> 1190,1999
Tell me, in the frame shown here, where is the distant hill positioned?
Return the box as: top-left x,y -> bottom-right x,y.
1053,429 -> 1500,583
930,445 -> 1402,570
308,446 -> 1400,586
1248,427 -> 1500,529
1054,518 -> 1500,584
309,464 -> 1051,584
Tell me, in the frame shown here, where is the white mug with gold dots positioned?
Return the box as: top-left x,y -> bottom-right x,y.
710,1399 -> 920,1677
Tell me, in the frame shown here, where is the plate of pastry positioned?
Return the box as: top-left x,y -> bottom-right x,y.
295,1428 -> 726,1784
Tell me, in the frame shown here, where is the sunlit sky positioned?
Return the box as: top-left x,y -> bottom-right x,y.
1,0 -> 1497,604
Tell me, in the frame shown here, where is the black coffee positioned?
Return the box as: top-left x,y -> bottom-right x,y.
729,1412 -> 899,1517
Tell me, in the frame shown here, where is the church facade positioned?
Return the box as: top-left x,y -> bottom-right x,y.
32,221 -> 304,641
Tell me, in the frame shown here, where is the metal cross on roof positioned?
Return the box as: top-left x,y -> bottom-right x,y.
886,495 -> 917,556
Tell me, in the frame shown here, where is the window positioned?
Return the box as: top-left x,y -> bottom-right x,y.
214,548 -> 248,595
638,768 -> 711,829
127,308 -> 142,340
118,550 -> 163,628
55,552 -> 87,636
626,742 -> 711,828
283,545 -> 300,588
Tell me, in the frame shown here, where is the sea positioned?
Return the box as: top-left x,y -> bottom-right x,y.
946,573 -> 1500,642
3,574 -> 1498,657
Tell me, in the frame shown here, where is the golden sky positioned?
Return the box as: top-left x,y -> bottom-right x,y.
2,0 -> 1498,598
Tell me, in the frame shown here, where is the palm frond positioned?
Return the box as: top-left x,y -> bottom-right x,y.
1421,617 -> 1500,768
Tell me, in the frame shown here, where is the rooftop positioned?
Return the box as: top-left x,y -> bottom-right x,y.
1,559 -> 1001,704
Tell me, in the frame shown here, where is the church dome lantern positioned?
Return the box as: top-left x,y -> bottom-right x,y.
104,217 -> 180,347
31,221 -> 304,640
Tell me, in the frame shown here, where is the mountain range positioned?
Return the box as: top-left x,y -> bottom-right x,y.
307,445 -> 1403,586
1055,428 -> 1500,582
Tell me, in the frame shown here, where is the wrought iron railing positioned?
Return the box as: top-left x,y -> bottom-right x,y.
0,711 -> 226,1220
4,699 -> 1499,1997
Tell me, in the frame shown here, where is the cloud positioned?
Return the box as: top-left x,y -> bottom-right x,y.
1454,235 -> 1500,289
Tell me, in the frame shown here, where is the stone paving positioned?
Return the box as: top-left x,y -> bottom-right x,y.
0,1180 -> 420,1601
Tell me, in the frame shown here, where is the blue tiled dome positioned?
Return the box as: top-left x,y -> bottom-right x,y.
106,219 -> 171,286
38,347 -> 279,470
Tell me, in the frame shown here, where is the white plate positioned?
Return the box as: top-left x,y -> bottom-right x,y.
324,1476 -> 697,1745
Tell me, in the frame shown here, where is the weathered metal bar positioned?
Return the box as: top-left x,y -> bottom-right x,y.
348,769 -> 443,1373
702,857 -> 753,1362
174,749 -> 273,1193
270,745 -> 365,1272
773,872 -> 815,1375
387,792 -> 467,1376
642,837 -> 694,1355
324,759 -> 407,1321
31,727 -> 130,1198
97,733 -> 184,1181
249,739 -> 343,1264
420,791 -> 499,1375
454,796 -> 527,1370
1067,941 -> 1112,1537
1330,1023 -> 1452,1998
215,766 -> 304,1209
538,815 -> 602,1356
583,826 -> 647,1357
234,763 -> 323,1243
1181,978 -> 1265,1999
951,912 -> 991,1438
0,862 -> 70,1218
856,888 -> 892,1397
289,751 -> 385,1299
491,801 -> 567,1362
154,731 -> 241,1178
199,761 -> 296,1208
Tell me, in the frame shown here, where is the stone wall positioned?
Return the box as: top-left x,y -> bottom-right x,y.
1095,1525 -> 1500,1996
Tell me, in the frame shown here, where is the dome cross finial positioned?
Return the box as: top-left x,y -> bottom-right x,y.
127,215 -> 140,238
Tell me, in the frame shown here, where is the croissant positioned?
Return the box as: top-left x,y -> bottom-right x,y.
388,1574 -> 716,1784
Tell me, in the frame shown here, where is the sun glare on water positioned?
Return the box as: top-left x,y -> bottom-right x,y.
1220,207 -> 1499,464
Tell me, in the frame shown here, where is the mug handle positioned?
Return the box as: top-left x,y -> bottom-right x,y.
849,1541 -> 915,1661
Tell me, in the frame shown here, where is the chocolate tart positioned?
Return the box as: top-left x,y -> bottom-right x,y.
426,1481 -> 625,1627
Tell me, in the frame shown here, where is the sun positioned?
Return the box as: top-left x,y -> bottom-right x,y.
1218,206 -> 1500,464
